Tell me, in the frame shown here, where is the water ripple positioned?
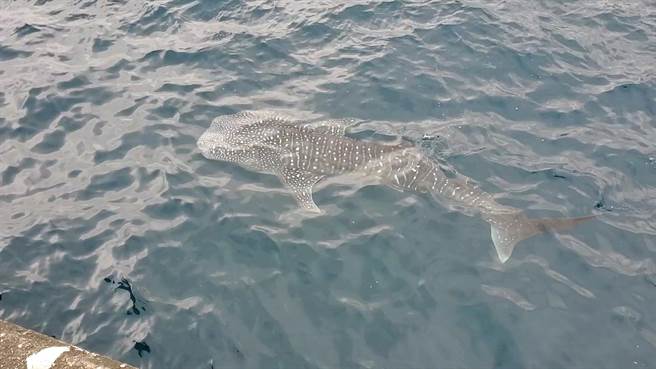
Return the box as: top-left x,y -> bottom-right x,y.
1,0 -> 655,368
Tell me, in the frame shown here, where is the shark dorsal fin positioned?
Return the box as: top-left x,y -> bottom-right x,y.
305,119 -> 355,137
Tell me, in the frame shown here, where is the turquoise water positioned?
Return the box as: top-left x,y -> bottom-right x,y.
1,0 -> 656,368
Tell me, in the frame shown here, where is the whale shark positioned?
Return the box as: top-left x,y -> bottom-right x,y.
197,111 -> 593,263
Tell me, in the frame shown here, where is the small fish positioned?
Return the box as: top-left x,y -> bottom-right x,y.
197,111 -> 593,263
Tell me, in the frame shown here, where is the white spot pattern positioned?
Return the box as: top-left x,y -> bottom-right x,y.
195,111 -> 559,264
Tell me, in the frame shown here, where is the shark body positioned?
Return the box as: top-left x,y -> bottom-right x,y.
197,111 -> 591,262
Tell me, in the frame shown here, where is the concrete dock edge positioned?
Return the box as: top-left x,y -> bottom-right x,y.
0,319 -> 137,369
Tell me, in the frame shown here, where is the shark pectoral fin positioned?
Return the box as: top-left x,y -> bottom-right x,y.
279,168 -> 323,213
305,119 -> 355,136
291,186 -> 321,213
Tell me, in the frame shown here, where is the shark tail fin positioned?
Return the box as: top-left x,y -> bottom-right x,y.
487,213 -> 595,263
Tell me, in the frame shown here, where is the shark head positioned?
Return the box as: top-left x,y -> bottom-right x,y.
197,117 -> 236,161
197,114 -> 281,164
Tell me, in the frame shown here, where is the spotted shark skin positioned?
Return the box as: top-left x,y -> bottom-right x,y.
197,111 -> 593,262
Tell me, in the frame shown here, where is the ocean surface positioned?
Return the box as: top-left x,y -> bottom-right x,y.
1,0 -> 655,368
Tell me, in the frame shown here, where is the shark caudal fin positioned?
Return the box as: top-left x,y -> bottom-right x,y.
487,213 -> 595,263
